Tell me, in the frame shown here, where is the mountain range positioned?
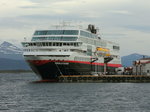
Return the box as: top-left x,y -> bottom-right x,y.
0,41 -> 149,70
0,41 -> 30,70
121,53 -> 149,67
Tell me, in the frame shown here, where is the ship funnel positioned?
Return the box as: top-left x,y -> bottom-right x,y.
88,24 -> 97,34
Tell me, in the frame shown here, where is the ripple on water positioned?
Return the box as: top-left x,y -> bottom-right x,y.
0,73 -> 150,112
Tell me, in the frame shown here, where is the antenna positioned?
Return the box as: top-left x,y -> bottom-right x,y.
77,21 -> 83,29
24,37 -> 27,41
51,20 -> 84,29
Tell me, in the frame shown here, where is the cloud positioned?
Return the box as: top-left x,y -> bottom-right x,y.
0,17 -> 26,29
20,6 -> 40,9
109,10 -> 132,15
104,33 -> 127,38
123,25 -> 150,33
0,0 -> 150,56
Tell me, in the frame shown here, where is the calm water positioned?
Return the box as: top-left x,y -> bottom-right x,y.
0,73 -> 150,112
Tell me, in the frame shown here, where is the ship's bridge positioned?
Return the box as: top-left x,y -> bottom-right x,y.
31,30 -> 79,41
31,29 -> 99,42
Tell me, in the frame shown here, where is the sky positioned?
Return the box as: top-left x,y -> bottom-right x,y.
0,0 -> 150,56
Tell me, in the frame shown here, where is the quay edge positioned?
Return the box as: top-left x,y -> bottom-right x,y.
58,75 -> 150,83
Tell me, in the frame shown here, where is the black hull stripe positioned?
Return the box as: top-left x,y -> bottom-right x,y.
28,60 -> 122,67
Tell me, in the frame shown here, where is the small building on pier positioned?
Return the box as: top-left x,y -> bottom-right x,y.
132,58 -> 150,75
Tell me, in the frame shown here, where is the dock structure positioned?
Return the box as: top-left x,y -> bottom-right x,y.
58,75 -> 150,83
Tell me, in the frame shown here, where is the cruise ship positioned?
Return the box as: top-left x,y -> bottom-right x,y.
22,23 -> 122,81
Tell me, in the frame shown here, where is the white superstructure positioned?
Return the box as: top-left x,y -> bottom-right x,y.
22,23 -> 122,79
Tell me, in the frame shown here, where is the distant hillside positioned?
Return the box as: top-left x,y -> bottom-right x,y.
0,41 -> 30,70
0,58 -> 30,70
0,53 -> 24,60
0,41 -> 23,60
0,41 -> 22,54
0,41 -> 149,70
121,53 -> 149,67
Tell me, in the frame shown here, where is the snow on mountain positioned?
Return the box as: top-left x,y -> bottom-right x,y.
0,41 -> 22,54
0,41 -> 31,70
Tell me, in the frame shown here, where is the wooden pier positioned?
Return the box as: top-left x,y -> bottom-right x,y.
58,75 -> 150,83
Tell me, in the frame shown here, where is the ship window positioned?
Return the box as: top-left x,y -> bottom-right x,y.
56,43 -> 59,46
63,30 -> 79,35
80,31 -> 94,38
48,30 -> 62,35
42,43 -> 45,46
32,43 -> 34,46
53,43 -> 56,46
74,43 -> 77,46
32,37 -> 78,41
113,46 -> 120,50
34,31 -> 48,35
55,37 -> 59,40
71,43 -> 74,46
34,30 -> 79,35
49,43 -> 52,46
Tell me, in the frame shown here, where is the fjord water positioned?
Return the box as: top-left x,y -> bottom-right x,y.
0,73 -> 150,112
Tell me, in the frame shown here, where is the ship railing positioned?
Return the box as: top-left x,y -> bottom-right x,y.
22,41 -> 82,48
23,46 -> 82,52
